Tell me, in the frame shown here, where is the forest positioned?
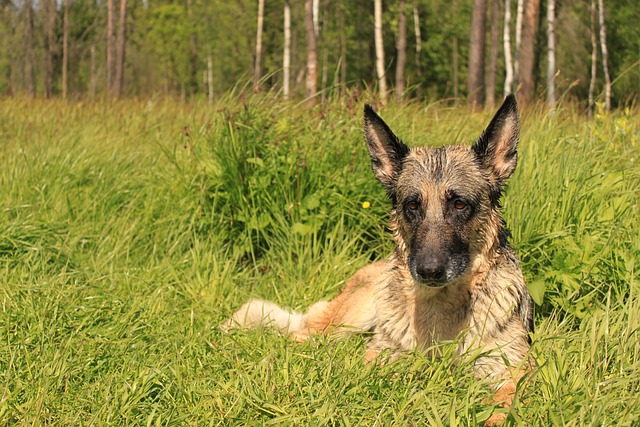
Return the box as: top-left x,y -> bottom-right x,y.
1,0 -> 638,109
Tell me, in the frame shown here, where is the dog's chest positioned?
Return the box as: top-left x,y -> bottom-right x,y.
376,280 -> 472,351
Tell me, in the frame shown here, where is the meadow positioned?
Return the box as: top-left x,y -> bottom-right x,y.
1,95 -> 639,425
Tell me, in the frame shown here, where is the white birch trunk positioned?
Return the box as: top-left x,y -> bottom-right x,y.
283,0 -> 291,99
253,0 -> 265,91
514,0 -> 524,85
597,0 -> 611,111
374,0 -> 388,103
546,0 -> 556,108
313,0 -> 319,37
503,0 -> 513,95
413,0 -> 422,76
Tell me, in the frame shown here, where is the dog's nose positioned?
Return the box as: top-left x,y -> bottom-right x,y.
416,259 -> 446,282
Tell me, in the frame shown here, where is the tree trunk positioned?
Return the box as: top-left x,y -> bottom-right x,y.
486,0 -> 500,107
513,0 -> 524,86
597,0 -> 611,111
253,0 -> 265,91
395,0 -> 407,101
374,0 -> 387,104
62,0 -> 69,99
453,36 -> 459,98
413,1 -> 422,79
23,0 -> 36,98
313,0 -> 319,37
320,2 -> 328,104
44,0 -> 56,98
207,51 -> 214,104
468,0 -> 487,108
304,0 -> 318,101
588,0 -> 597,118
107,0 -> 116,96
283,0 -> 291,99
518,0 -> 540,106
339,4 -> 347,93
114,0 -> 127,98
187,0 -> 198,97
503,0 -> 514,95
89,44 -> 97,98
546,0 -> 556,109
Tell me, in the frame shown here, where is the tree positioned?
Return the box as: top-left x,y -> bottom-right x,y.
503,0 -> 514,95
546,0 -> 556,108
513,0 -> 524,85
253,0 -> 265,91
597,0 -> 611,111
23,0 -> 36,97
62,0 -> 69,99
44,0 -> 56,98
468,0 -> 487,108
304,0 -> 318,101
283,0 -> 291,99
486,0 -> 500,107
374,0 -> 387,103
107,0 -> 116,95
413,0 -> 422,78
518,0 -> 540,105
114,0 -> 128,97
395,0 -> 407,101
588,0 -> 597,117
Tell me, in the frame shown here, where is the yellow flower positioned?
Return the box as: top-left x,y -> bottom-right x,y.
362,201 -> 371,209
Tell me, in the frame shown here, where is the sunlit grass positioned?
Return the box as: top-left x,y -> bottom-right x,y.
1,95 -> 639,425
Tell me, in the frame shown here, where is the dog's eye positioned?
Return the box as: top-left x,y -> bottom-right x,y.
407,200 -> 419,211
453,199 -> 467,210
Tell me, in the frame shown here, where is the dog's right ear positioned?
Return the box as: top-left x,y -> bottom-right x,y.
363,105 -> 410,197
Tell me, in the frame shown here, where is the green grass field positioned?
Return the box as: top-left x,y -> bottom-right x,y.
1,96 -> 639,425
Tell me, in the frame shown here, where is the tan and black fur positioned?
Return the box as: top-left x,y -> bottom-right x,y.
221,95 -> 534,422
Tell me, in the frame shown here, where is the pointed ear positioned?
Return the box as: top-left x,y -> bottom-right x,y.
471,94 -> 520,186
363,104 -> 410,196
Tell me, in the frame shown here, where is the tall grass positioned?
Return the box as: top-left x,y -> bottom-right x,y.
1,96 -> 638,425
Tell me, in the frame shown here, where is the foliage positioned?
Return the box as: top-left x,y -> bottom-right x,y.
1,96 -> 639,424
0,0 -> 638,105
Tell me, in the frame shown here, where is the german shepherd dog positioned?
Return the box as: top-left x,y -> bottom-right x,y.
222,95 -> 534,422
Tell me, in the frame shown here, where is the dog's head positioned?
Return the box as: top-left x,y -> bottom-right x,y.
363,96 -> 520,287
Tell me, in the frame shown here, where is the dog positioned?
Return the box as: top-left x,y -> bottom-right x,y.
221,95 -> 534,423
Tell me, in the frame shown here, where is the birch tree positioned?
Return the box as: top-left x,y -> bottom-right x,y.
304,0 -> 318,101
395,0 -> 407,101
283,0 -> 291,99
597,0 -> 611,111
374,0 -> 387,104
503,0 -> 514,95
513,0 -> 524,86
413,0 -> 422,78
253,0 -> 265,91
546,0 -> 556,108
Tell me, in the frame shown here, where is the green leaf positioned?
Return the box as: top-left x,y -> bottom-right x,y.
528,278 -> 547,305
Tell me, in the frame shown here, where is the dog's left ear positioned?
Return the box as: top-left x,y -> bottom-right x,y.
363,104 -> 410,197
472,94 -> 520,187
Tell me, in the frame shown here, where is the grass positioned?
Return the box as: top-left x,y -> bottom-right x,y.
1,95 -> 639,425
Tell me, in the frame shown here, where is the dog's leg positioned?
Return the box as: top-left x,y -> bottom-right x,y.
221,261 -> 384,339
